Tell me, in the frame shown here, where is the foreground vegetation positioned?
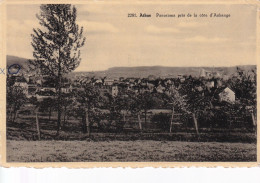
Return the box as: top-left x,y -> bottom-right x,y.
7,140 -> 256,162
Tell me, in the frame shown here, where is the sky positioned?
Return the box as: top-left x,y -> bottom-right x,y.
6,3 -> 257,71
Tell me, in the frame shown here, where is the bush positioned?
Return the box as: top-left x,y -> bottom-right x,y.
151,113 -> 171,131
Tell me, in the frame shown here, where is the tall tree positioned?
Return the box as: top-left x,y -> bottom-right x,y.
30,4 -> 86,135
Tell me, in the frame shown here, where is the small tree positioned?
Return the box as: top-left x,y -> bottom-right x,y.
229,67 -> 257,129
128,91 -> 144,131
179,77 -> 214,135
39,97 -> 56,121
74,81 -> 100,135
165,86 -> 187,133
7,76 -> 27,123
139,91 -> 155,124
30,4 -> 86,135
60,92 -> 74,128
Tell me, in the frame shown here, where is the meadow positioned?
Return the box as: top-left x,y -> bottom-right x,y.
6,113 -> 257,162
7,140 -> 256,162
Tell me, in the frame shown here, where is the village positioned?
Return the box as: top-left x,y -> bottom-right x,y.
11,68 -> 235,103
7,65 -> 257,137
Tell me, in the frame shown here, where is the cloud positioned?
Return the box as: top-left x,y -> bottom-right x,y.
78,20 -> 119,34
7,19 -> 39,37
77,5 -> 105,14
184,36 -> 227,43
146,25 -> 179,34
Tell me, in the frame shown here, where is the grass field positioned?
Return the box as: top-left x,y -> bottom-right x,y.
7,140 -> 256,162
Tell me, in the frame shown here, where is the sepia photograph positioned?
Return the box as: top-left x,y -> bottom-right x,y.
2,1 -> 258,164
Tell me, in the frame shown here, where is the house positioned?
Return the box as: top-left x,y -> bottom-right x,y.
195,86 -> 203,92
35,90 -> 55,101
14,81 -> 28,96
200,69 -> 206,77
156,84 -> 165,93
13,76 -> 29,96
200,68 -> 221,78
95,79 -> 103,84
219,87 -> 235,103
206,81 -> 215,88
111,86 -> 119,97
104,79 -> 114,86
147,83 -> 155,91
148,75 -> 157,81
180,78 -> 185,83
177,74 -> 183,79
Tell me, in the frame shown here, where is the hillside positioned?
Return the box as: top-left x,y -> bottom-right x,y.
74,65 -> 256,78
7,55 -> 256,78
7,55 -> 29,67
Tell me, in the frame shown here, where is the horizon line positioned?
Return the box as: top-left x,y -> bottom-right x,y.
7,55 -> 256,73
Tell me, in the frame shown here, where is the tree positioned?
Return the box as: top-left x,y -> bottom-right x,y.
104,92 -> 134,132
129,91 -> 144,131
74,81 -> 100,135
165,86 -> 187,133
141,91 -> 156,124
179,77 -> 214,135
39,97 -> 56,122
228,67 -> 257,129
7,75 -> 27,123
60,92 -> 73,128
30,4 -> 86,135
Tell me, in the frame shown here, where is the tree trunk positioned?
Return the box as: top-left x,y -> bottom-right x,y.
12,109 -> 17,123
123,112 -> 126,124
48,107 -> 52,121
170,106 -> 174,133
56,85 -> 62,135
63,106 -> 67,128
86,108 -> 90,137
7,107 -> 12,121
82,113 -> 87,133
56,46 -> 62,135
144,109 -> 147,123
251,112 -> 256,126
35,109 -> 41,140
192,113 -> 199,135
251,112 -> 256,137
138,113 -> 142,130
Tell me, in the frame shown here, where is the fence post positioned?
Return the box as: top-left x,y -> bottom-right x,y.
35,108 -> 41,140
138,113 -> 142,130
192,113 -> 199,136
123,112 -> 126,123
170,106 -> 174,133
86,108 -> 90,137
251,112 -> 256,126
251,112 -> 256,136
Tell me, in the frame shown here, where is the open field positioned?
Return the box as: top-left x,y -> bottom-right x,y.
7,140 -> 256,162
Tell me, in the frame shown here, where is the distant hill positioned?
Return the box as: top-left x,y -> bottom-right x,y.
6,55 -> 29,70
74,65 -> 256,78
7,55 -> 256,78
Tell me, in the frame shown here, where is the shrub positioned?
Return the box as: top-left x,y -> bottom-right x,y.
151,113 -> 171,131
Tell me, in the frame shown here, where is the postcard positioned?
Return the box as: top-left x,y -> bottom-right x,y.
0,0 -> 259,167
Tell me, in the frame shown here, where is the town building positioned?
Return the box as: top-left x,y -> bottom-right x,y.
218,87 -> 235,103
